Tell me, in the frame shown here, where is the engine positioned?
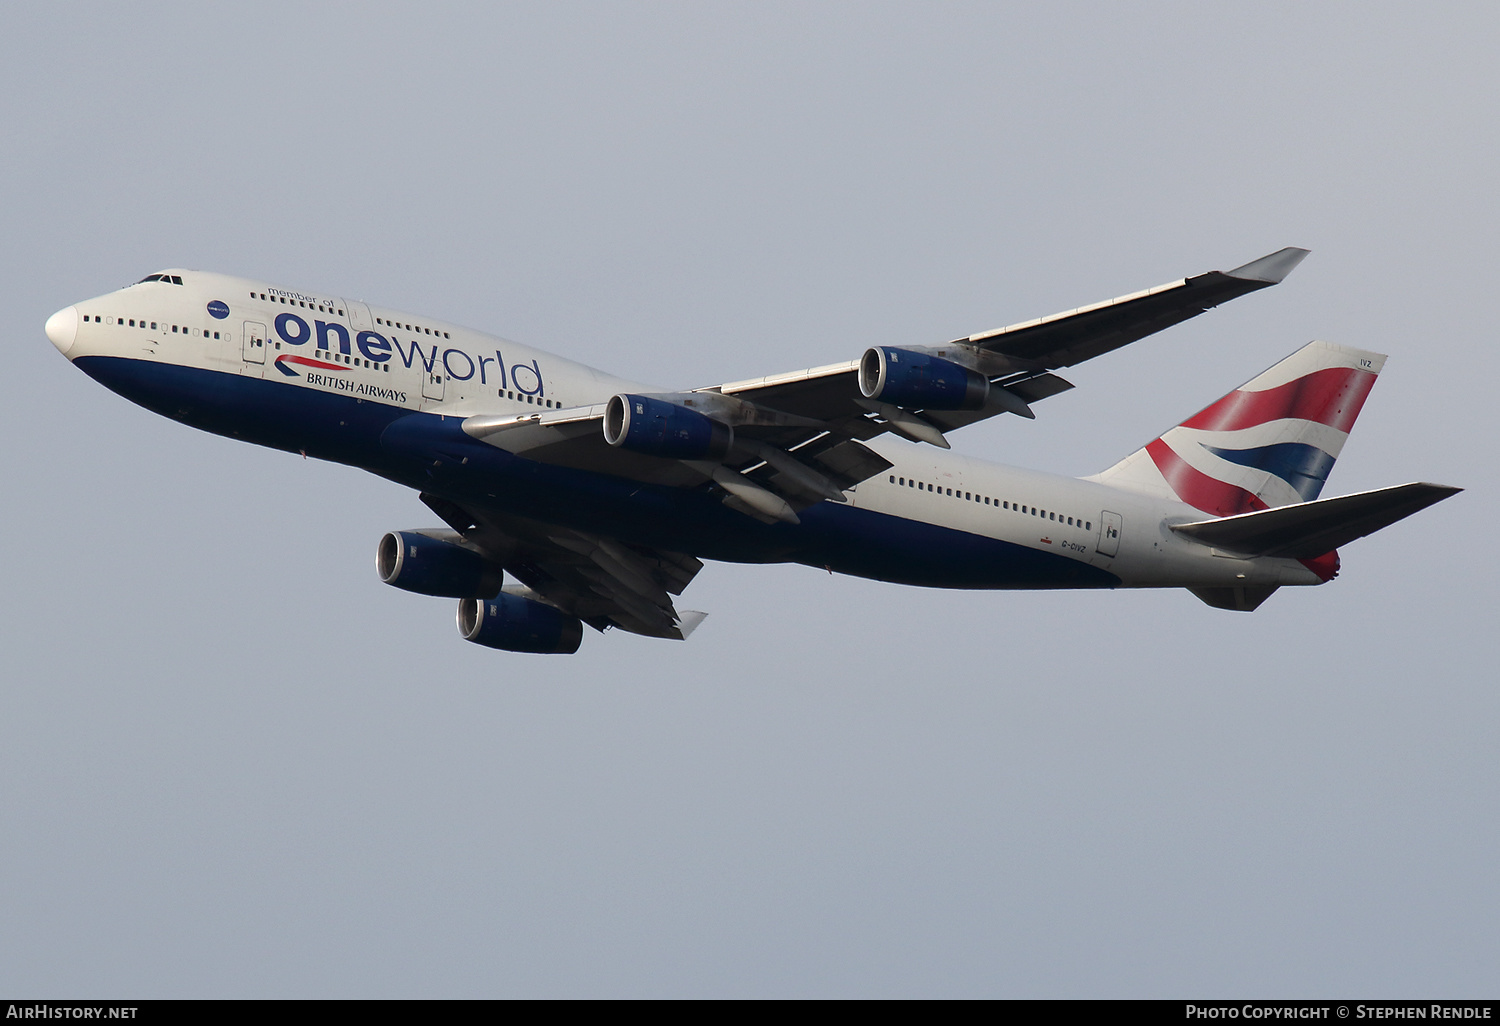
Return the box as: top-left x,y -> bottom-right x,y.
457,593 -> 584,654
603,393 -> 733,460
376,531 -> 505,598
858,346 -> 990,410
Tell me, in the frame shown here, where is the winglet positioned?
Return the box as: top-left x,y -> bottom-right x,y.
1226,247 -> 1310,285
675,610 -> 708,639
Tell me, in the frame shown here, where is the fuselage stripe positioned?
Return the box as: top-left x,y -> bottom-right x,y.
276,354 -> 349,373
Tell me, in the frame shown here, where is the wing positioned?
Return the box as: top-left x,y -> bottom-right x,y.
952,246 -> 1310,371
421,493 -> 707,640
712,246 -> 1309,435
457,248 -> 1306,523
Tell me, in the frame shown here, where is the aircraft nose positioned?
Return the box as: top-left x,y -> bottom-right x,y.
45,305 -> 79,356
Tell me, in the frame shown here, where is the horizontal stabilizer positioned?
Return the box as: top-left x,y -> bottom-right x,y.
1170,482 -> 1461,558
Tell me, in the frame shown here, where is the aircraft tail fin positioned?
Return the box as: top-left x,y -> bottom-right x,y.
1091,340 -> 1385,516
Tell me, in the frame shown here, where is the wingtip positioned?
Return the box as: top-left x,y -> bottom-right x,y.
675,610 -> 708,639
1226,246 -> 1311,284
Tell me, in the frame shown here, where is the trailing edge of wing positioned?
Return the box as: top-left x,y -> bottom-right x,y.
1169,482 -> 1461,559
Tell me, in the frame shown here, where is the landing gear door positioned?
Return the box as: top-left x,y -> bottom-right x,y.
1096,511 -> 1122,558
242,321 -> 266,364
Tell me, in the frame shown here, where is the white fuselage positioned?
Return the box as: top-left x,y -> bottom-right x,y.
49,270 -> 1324,593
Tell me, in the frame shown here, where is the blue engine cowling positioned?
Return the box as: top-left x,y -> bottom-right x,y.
858,347 -> 990,410
603,393 -> 733,460
377,531 -> 505,598
457,593 -> 584,654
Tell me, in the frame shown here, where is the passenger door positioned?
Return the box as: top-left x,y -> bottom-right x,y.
1096,511 -> 1122,557
242,321 -> 266,364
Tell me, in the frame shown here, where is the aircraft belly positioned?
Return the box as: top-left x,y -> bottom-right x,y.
788,503 -> 1121,588
74,356 -> 411,466
68,358 -> 1122,589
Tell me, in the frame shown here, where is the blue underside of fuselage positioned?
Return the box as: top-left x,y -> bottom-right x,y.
76,356 -> 1120,590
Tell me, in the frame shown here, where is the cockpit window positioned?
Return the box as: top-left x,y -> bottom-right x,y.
136,274 -> 163,283
135,274 -> 184,285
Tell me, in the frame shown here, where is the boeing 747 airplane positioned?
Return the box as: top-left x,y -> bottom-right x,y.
45,249 -> 1458,653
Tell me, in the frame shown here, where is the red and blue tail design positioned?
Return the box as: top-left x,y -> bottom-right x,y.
1092,341 -> 1385,517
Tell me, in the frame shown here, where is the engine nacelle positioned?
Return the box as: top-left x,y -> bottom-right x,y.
377,531 -> 504,598
858,347 -> 989,411
457,593 -> 584,654
603,393 -> 733,460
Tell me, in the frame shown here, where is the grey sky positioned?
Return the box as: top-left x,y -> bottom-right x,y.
1,2 -> 1494,997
